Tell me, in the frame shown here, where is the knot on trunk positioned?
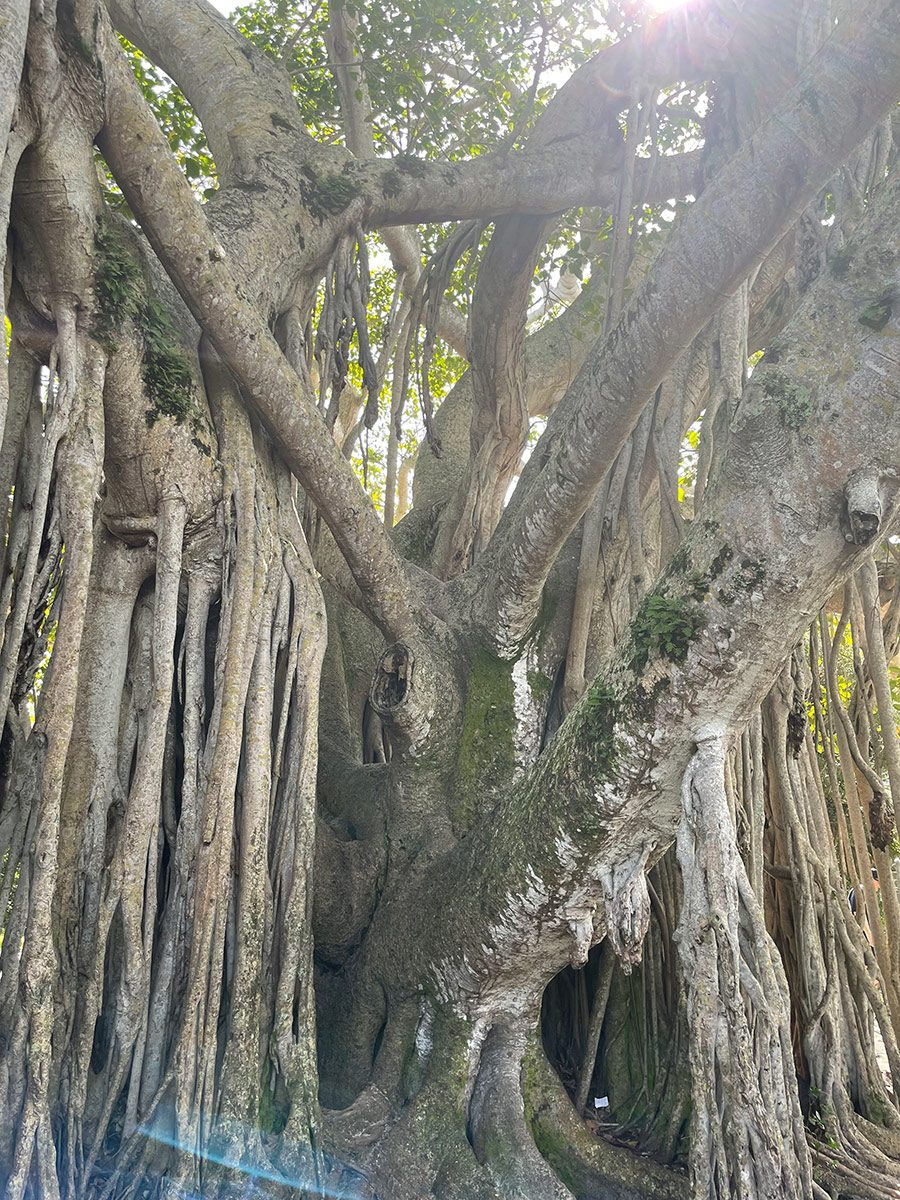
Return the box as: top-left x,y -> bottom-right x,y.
843,467 -> 883,544
869,792 -> 894,852
369,641 -> 435,751
370,642 -> 414,714
566,910 -> 594,968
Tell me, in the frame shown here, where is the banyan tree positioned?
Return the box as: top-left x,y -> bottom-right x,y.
2,0 -> 900,1197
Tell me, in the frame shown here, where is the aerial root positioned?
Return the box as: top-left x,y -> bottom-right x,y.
676,734 -> 811,1200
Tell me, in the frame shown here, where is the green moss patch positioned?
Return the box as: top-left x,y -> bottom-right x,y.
299,163 -> 362,219
829,244 -> 853,278
381,168 -> 403,198
93,220 -> 143,345
859,289 -> 894,332
141,299 -> 195,426
258,1055 -> 289,1135
581,678 -> 619,772
716,557 -> 766,607
94,218 -> 196,428
395,153 -> 428,177
453,648 -> 515,831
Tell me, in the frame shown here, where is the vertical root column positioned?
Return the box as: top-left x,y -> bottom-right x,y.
675,734 -> 811,1200
469,1017 -> 575,1200
0,336 -> 105,1200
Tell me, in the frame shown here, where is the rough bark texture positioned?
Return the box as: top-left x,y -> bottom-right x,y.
2,3 -> 900,1200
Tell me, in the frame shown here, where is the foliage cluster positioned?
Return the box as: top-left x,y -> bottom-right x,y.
234,0 -> 591,157
628,592 -> 704,675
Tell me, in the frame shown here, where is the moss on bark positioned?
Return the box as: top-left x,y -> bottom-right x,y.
453,648 -> 516,831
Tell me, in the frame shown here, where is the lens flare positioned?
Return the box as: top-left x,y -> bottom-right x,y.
119,1113 -> 356,1199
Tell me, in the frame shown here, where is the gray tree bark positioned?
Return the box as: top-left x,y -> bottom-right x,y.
1,3 -> 900,1200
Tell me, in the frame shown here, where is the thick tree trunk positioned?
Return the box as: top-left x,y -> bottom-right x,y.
2,3 -> 900,1199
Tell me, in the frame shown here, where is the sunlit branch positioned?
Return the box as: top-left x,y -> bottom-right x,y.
95,9 -> 422,644
467,0 -> 900,653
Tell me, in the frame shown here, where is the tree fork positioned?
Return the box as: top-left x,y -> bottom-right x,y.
473,0 -> 900,653
92,8 -> 422,644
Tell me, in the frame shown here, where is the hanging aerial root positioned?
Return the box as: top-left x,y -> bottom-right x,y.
0,301 -> 80,724
675,732 -> 812,1200
0,336 -> 105,1200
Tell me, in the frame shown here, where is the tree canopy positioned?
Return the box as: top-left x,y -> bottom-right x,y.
2,2 -> 900,1200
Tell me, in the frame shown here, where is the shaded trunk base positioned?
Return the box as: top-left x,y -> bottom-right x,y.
321,1006 -> 690,1200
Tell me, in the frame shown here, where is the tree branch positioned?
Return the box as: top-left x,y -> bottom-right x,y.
325,1 -> 467,355
106,0 -> 316,182
467,0 -> 900,654
365,149 -> 900,1013
443,214 -> 552,576
441,18 -> 664,577
357,122 -> 701,231
94,11 -> 421,643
